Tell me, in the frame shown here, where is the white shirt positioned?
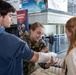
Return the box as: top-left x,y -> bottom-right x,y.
65,47 -> 76,75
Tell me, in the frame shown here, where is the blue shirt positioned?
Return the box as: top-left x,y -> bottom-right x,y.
0,26 -> 34,75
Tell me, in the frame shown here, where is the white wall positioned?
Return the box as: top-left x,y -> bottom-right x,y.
28,12 -> 73,24
28,12 -> 48,24
47,12 -> 73,24
43,25 -> 56,35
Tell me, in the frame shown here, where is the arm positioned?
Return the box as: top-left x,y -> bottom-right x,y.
30,52 -> 57,63
21,40 -> 57,65
41,47 -> 48,52
30,52 -> 39,62
39,39 -> 48,52
38,39 -> 56,68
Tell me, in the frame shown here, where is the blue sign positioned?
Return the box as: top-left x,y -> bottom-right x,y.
21,0 -> 48,13
21,0 -> 28,4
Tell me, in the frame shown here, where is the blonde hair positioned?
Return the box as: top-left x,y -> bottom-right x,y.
62,17 -> 76,69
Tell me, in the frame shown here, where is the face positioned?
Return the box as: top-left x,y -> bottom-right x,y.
30,26 -> 44,42
0,12 -> 13,28
65,28 -> 71,40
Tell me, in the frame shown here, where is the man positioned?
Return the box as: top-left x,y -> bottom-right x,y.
0,1 -> 57,75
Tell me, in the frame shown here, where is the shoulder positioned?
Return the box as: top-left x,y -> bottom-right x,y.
69,47 -> 76,55
67,47 -> 76,59
3,31 -> 25,45
71,47 -> 76,55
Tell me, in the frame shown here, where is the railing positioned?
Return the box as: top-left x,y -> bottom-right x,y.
43,34 -> 69,53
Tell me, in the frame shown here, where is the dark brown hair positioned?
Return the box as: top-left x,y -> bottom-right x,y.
0,0 -> 15,16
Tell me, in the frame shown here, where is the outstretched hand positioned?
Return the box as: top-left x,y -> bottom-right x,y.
41,47 -> 48,52
45,56 -> 58,68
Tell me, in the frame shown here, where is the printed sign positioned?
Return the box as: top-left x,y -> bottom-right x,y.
17,10 -> 29,36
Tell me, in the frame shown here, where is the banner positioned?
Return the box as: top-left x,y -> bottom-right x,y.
21,0 -> 67,13
48,0 -> 68,12
21,0 -> 48,13
17,10 -> 29,36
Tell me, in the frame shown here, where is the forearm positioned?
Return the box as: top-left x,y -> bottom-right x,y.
30,52 -> 57,63
30,52 -> 39,62
37,52 -> 51,63
41,47 -> 48,52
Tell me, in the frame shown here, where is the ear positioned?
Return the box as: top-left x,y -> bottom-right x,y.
0,14 -> 2,25
0,14 -> 2,18
30,29 -> 32,33
30,29 -> 33,34
0,14 -> 1,17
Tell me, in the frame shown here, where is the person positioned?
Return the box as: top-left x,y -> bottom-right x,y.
20,22 -> 51,75
49,34 -> 55,51
0,1 -> 57,75
62,17 -> 76,75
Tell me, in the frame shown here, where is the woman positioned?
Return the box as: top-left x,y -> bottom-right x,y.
62,17 -> 76,75
20,22 -> 55,75
20,22 -> 48,53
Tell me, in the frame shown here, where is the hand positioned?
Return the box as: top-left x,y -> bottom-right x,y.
36,52 -> 57,63
48,52 -> 57,58
41,47 -> 48,52
45,56 -> 57,68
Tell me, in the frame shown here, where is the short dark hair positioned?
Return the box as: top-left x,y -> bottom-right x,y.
0,0 -> 15,16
